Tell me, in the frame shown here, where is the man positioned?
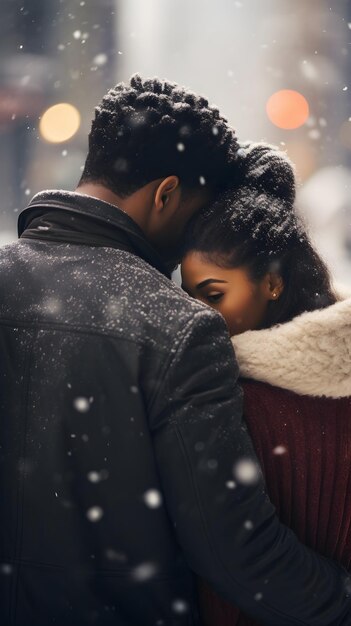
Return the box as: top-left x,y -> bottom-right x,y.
0,74 -> 350,625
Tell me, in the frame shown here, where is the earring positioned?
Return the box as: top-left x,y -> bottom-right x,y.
272,292 -> 278,299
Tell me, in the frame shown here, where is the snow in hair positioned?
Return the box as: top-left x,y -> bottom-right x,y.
81,73 -> 239,197
236,141 -> 297,207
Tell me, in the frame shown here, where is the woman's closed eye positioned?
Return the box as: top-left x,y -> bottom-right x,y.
204,292 -> 223,304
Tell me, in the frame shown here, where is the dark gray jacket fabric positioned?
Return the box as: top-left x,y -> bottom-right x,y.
0,190 -> 350,626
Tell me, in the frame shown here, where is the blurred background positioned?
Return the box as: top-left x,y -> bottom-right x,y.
0,0 -> 350,285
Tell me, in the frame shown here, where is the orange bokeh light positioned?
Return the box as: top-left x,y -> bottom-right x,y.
266,90 -> 309,130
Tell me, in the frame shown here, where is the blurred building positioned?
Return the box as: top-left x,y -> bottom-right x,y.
0,0 -> 116,240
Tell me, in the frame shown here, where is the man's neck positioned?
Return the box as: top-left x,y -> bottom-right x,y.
75,183 -> 149,233
76,183 -> 126,210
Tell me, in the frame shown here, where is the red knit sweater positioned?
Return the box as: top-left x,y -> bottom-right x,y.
198,379 -> 351,626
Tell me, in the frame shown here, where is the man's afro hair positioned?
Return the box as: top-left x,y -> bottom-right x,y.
80,74 -> 239,197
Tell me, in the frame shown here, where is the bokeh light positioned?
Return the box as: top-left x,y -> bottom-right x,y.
39,103 -> 81,143
266,90 -> 310,130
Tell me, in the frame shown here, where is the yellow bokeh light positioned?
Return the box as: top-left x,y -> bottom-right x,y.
266,90 -> 309,130
39,103 -> 81,143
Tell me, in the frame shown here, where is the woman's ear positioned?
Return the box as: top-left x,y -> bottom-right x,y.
266,272 -> 284,300
154,176 -> 180,213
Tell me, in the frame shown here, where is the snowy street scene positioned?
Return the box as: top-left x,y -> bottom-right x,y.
0,1 -> 351,625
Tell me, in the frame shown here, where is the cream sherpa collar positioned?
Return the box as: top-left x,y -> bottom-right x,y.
231,296 -> 351,399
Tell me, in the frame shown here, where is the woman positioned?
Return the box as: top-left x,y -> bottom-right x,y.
181,142 -> 351,626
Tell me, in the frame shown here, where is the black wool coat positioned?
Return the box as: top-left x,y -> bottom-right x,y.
0,190 -> 350,626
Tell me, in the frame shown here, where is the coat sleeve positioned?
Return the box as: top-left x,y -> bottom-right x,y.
150,308 -> 351,626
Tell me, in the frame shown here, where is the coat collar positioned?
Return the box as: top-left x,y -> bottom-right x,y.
18,190 -> 171,278
231,294 -> 351,399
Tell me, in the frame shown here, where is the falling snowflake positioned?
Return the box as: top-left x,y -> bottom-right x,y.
93,53 -> 108,66
86,506 -> 104,522
308,129 -> 321,140
143,489 -> 163,509
131,562 -> 158,582
87,470 -> 109,483
301,60 -> 318,80
226,480 -> 237,489
244,520 -> 254,530
73,397 -> 90,413
236,148 -> 247,158
273,445 -> 287,455
233,459 -> 259,485
172,599 -> 189,614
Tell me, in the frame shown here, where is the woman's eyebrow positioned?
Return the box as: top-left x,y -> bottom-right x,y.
196,278 -> 228,289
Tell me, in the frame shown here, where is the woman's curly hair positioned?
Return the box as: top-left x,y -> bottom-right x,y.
79,74 -> 239,197
182,142 -> 336,327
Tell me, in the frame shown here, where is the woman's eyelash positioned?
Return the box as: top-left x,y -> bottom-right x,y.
206,293 -> 223,303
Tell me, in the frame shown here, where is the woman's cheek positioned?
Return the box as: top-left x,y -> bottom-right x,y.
225,295 -> 255,334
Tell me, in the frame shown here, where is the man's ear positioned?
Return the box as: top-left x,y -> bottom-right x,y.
154,176 -> 180,213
